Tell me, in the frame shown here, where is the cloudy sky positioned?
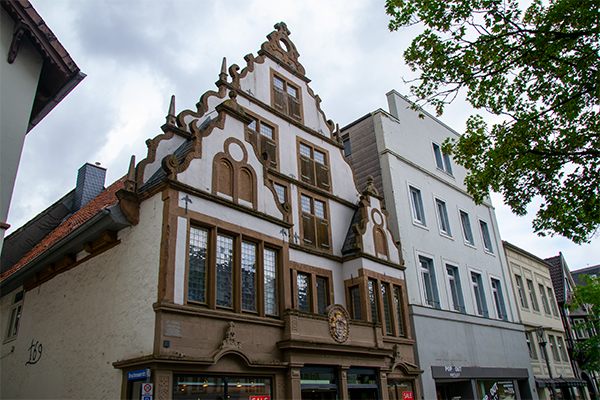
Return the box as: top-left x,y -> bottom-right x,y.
7,0 -> 598,270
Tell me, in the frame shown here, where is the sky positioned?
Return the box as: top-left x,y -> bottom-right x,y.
6,0 -> 598,270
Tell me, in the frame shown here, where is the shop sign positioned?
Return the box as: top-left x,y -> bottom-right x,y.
127,369 -> 148,380
403,392 -> 414,400
249,397 -> 270,400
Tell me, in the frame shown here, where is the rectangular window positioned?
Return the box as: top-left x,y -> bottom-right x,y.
460,210 -> 474,245
515,275 -> 528,308
547,287 -> 559,317
381,283 -> 393,334
188,227 -> 208,303
393,287 -> 405,336
539,284 -> 551,314
5,291 -> 24,341
527,279 -> 539,311
557,336 -> 568,361
471,272 -> 488,317
526,332 -> 537,359
479,220 -> 494,253
368,279 -> 378,322
343,138 -> 351,157
274,183 -> 286,204
187,226 -> 279,317
573,318 -> 589,339
432,142 -> 453,174
446,265 -> 465,313
246,115 -> 278,168
435,199 -> 452,235
420,256 -> 440,308
298,142 -> 330,191
350,286 -> 362,320
216,235 -> 234,308
300,193 -> 330,251
409,186 -> 426,225
241,242 -> 257,312
316,277 -> 328,315
272,73 -> 302,120
549,335 -> 561,362
491,278 -> 508,321
264,249 -> 278,315
297,272 -> 310,312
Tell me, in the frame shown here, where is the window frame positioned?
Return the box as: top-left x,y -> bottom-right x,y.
344,268 -> 408,338
291,263 -> 334,315
445,264 -> 466,313
557,336 -> 568,362
186,224 -> 280,318
297,139 -> 331,192
526,278 -> 540,312
432,141 -> 453,175
458,209 -> 475,246
4,290 -> 24,342
244,109 -> 279,170
514,274 -> 528,309
526,331 -> 537,359
548,335 -> 561,362
490,277 -> 508,321
419,255 -> 440,309
298,190 -> 331,252
478,219 -> 494,254
434,197 -> 452,237
408,184 -> 427,227
538,283 -> 551,315
271,69 -> 303,121
470,271 -> 489,317
547,287 -> 559,317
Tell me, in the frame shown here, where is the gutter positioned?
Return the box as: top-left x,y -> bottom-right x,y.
1,204 -> 131,293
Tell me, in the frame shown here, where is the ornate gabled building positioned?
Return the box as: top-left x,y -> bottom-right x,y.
1,23 -> 421,400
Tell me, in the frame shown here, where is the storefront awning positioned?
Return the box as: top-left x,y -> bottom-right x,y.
535,377 -> 587,388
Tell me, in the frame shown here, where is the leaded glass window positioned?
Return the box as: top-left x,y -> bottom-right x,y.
188,227 -> 208,303
216,235 -> 233,308
241,242 -> 256,312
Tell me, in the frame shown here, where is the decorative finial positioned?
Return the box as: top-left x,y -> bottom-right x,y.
124,155 -> 136,192
166,95 -> 176,126
362,176 -> 379,197
219,57 -> 228,82
274,22 -> 291,36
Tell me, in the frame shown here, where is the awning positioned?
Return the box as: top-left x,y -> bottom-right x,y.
535,377 -> 587,388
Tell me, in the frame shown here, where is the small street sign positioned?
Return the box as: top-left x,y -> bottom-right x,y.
142,383 -> 153,395
127,369 -> 147,380
142,396 -> 152,400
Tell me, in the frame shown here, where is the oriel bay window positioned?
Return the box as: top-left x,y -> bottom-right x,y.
344,269 -> 408,337
298,141 -> 330,191
187,226 -> 279,317
291,263 -> 333,314
300,192 -> 330,251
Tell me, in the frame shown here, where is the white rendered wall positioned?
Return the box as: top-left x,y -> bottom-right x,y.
0,193 -> 163,399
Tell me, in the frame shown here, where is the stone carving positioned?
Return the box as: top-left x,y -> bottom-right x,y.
326,304 -> 350,343
261,22 -> 305,75
157,375 -> 170,400
220,321 -> 241,350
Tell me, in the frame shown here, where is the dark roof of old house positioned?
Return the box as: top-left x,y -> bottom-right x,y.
571,264 -> 600,286
1,177 -> 125,283
545,254 -> 568,304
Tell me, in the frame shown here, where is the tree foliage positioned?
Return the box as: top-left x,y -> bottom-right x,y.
386,0 -> 599,244
569,275 -> 600,372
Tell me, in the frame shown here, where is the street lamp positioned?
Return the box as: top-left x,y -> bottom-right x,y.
536,326 -> 558,400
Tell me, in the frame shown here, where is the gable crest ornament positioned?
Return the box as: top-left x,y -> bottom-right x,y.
261,22 -> 306,75
326,304 -> 350,343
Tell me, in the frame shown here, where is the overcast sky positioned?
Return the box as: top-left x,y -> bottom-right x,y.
7,0 -> 598,270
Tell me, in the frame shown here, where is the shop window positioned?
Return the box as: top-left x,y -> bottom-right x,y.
298,142 -> 330,191
514,275 -> 528,309
435,198 -> 452,236
432,142 -> 453,175
300,366 -> 338,397
347,368 -> 379,399
272,73 -> 302,121
471,272 -> 489,317
300,193 -> 330,251
446,265 -> 465,313
409,186 -> 426,226
476,380 -> 516,400
388,380 -> 414,400
479,220 -> 494,253
526,279 -> 539,312
420,256 -> 440,308
246,115 -> 278,168
5,291 -> 24,341
292,265 -> 332,315
187,226 -> 279,317
491,278 -> 508,321
459,210 -> 474,245
173,375 -> 271,399
344,269 -> 407,337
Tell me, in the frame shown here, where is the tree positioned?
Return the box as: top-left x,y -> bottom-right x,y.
569,275 -> 600,373
386,0 -> 599,244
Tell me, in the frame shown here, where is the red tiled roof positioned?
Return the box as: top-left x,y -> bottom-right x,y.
1,177 -> 125,281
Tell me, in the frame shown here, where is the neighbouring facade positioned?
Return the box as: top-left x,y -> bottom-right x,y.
0,0 -> 84,249
546,255 -> 599,400
341,91 -> 536,400
504,242 -> 588,400
1,24 -> 421,400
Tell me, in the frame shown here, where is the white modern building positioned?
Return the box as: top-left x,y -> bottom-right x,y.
342,91 -> 536,400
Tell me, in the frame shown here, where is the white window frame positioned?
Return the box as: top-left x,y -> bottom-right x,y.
407,183 -> 427,228
416,251 -> 440,309
4,290 -> 24,342
434,196 -> 452,237
431,141 -> 453,175
490,276 -> 508,321
445,262 -> 465,313
458,208 -> 475,247
478,218 -> 494,254
514,274 -> 528,309
469,268 -> 489,317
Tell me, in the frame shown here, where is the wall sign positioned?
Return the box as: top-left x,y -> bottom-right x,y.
25,340 -> 42,365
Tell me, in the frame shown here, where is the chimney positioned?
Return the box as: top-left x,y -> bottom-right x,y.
73,163 -> 106,211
